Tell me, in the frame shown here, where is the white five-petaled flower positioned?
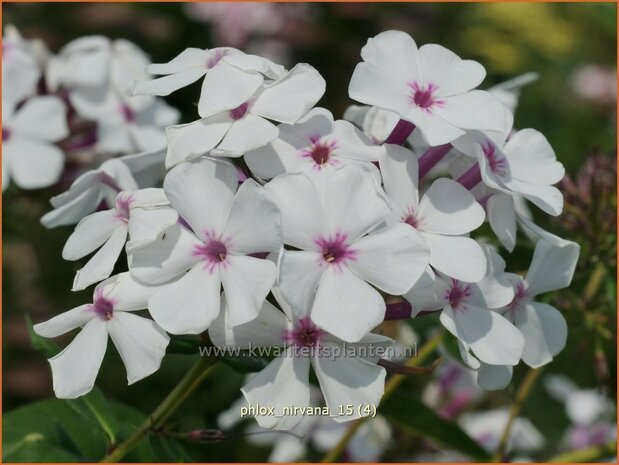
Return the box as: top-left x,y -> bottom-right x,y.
129,157 -> 282,333
2,96 -> 68,191
33,272 -> 169,399
348,30 -> 506,146
165,63 -> 326,166
209,291 -> 392,430
407,248 -> 524,368
266,165 -> 430,342
63,188 -> 178,291
244,107 -> 383,179
380,144 -> 487,282
502,239 -> 579,368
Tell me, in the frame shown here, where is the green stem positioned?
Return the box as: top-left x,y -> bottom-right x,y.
584,262 -> 607,302
321,330 -> 444,463
547,440 -> 616,462
492,367 -> 543,462
100,357 -> 217,463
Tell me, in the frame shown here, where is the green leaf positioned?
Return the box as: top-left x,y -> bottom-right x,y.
25,314 -> 59,358
220,352 -> 271,373
167,335 -> 203,354
381,390 -> 491,461
67,388 -> 120,445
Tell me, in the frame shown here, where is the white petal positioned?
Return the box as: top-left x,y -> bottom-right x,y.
405,106 -> 464,146
128,224 -> 202,285
213,114 -> 279,157
12,96 -> 68,141
313,347 -> 386,423
163,157 -> 237,240
331,120 -> 382,162
108,312 -> 169,384
403,274 -> 450,314
487,194 -> 517,252
148,263 -> 221,334
224,180 -> 282,254
503,129 -> 565,185
359,30 -> 421,84
277,250 -> 324,319
525,239 -> 580,296
311,265 -> 385,343
165,115 -> 232,167
418,44 -> 485,97
33,305 -> 93,338
223,52 -> 286,79
48,319 -> 108,399
434,90 -> 506,132
147,48 -> 208,75
72,226 -> 128,291
265,173 -> 326,250
503,179 -> 563,216
379,144 -> 419,213
127,206 -> 179,249
421,233 -> 487,282
349,223 -> 430,295
515,302 -> 567,368
321,165 -> 390,241
8,140 -> 64,190
41,187 -> 104,228
221,255 -> 277,326
198,61 -> 262,118
349,63 -> 411,116
133,67 -> 206,96
251,64 -> 326,125
441,304 -> 524,366
96,272 -> 158,312
417,178 -> 485,235
209,296 -> 289,348
242,353 -> 311,430
477,363 -> 513,391
63,210 -> 119,260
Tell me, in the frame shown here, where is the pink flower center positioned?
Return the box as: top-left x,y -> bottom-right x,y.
120,105 -> 136,123
507,282 -> 530,315
229,101 -> 250,120
206,49 -> 226,69
91,289 -> 115,321
403,212 -> 420,229
193,235 -> 229,272
445,280 -> 472,311
284,317 -> 325,348
2,128 -> 11,141
302,137 -> 339,167
316,232 -> 357,266
409,82 -> 443,111
115,194 -> 134,223
482,142 -> 507,176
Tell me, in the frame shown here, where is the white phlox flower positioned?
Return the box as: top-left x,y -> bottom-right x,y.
128,157 -> 282,333
63,188 -> 178,291
244,107 -> 383,179
209,290 -> 393,430
2,96 -> 68,191
266,164 -> 430,342
33,272 -> 169,399
348,30 -> 506,146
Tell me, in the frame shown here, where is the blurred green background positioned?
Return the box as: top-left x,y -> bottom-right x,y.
2,2 -> 617,462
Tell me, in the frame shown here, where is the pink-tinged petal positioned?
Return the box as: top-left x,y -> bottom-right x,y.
108,312 -> 169,384
418,44 -> 486,97
164,157 -> 237,241
379,144 -> 419,214
265,173 -> 326,250
278,250 -> 324,319
221,255 -> 277,326
47,318 -> 108,399
359,30 -> 421,85
198,61 -> 263,118
421,232 -> 487,283
8,140 -> 64,190
128,224 -> 202,285
63,210 -> 119,260
311,265 -> 385,343
349,63 -> 411,116
165,115 -> 232,167
525,240 -> 580,296
514,302 -> 567,368
251,64 -> 326,125
477,363 -> 513,391
241,352 -> 311,430
12,96 -> 68,141
96,272 -> 158,312
503,129 -> 565,185
213,114 -> 279,157
224,180 -> 282,255
313,346 -> 386,423
349,224 -> 430,295
148,263 -> 221,334
72,226 -> 128,291
209,296 -> 289,348
433,90 -> 507,133
487,194 -> 517,252
33,305 -> 93,338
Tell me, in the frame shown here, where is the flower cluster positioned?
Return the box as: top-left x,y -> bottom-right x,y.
32,30 -> 579,431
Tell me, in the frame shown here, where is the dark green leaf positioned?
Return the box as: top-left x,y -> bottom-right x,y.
220,352 -> 271,373
25,314 -> 60,358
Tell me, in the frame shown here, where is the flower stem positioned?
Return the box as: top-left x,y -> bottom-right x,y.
491,367 -> 543,462
384,119 -> 416,145
100,356 -> 217,463
321,330 -> 444,463
547,440 -> 616,462
456,162 -> 482,190
418,144 -> 452,179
